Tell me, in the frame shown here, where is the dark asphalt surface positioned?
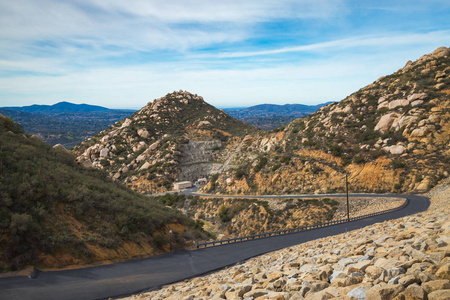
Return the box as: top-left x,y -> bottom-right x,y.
0,194 -> 429,300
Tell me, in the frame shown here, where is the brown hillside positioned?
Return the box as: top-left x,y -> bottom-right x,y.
207,47 -> 450,195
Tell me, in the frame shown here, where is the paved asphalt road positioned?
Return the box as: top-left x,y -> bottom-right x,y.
0,194 -> 429,300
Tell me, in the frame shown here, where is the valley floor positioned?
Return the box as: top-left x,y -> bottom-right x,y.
122,179 -> 450,300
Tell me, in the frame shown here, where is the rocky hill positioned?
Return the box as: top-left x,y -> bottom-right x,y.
121,178 -> 450,300
207,47 -> 450,195
73,48 -> 449,196
0,114 -> 208,271
73,91 -> 256,193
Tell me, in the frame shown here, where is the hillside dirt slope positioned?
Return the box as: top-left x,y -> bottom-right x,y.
206,47 -> 450,196
122,179 -> 450,300
160,193 -> 405,241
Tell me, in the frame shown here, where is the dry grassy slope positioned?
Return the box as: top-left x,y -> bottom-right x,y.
207,47 -> 450,195
73,91 -> 256,194
181,197 -> 339,238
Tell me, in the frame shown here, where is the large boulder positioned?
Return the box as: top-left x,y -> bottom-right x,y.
431,46 -> 450,58
139,162 -> 151,171
120,118 -> 132,128
422,280 -> 450,294
410,125 -> 434,137
148,141 -> 160,151
366,284 -> 404,300
52,144 -> 69,153
436,264 -> 450,280
384,145 -> 406,155
197,120 -> 212,128
375,113 -> 399,134
99,148 -> 109,158
137,128 -> 150,138
388,99 -> 409,110
428,289 -> 450,300
408,93 -> 428,102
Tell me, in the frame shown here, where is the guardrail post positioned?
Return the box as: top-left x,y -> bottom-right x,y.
346,174 -> 350,221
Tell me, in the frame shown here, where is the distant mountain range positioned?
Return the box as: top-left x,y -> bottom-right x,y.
1,101 -> 113,113
0,100 -> 329,147
225,102 -> 333,116
0,102 -> 135,149
225,102 -> 333,129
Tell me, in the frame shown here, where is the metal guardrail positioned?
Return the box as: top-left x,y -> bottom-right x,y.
196,197 -> 409,248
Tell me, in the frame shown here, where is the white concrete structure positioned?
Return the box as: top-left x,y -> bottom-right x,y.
173,181 -> 192,191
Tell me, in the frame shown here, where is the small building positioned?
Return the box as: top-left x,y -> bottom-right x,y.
173,181 -> 192,191
196,178 -> 208,186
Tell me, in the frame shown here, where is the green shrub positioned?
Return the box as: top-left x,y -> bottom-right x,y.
329,144 -> 343,157
153,233 -> 168,249
99,159 -> 110,167
391,159 -> 406,169
280,155 -> 291,164
353,155 -> 365,164
271,163 -> 281,172
235,169 -> 246,179
254,156 -> 268,172
415,174 -> 423,183
218,205 -> 233,222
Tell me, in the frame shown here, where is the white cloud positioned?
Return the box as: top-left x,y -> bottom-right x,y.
0,1 -> 449,109
211,31 -> 450,58
0,0 -> 345,53
0,46 -> 426,108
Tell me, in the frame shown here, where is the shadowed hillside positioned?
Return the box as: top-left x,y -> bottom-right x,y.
0,114 -> 208,271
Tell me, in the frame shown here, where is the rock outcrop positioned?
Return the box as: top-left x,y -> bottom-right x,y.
73,91 -> 256,193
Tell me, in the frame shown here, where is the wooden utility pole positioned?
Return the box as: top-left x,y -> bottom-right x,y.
346,174 -> 350,221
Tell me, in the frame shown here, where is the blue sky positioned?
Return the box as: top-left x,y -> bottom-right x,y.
0,0 -> 449,109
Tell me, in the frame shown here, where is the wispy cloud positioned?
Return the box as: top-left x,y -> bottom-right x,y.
210,31 -> 450,58
0,0 -> 345,52
0,1 -> 449,108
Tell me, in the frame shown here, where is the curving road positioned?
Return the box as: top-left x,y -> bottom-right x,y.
0,194 -> 429,300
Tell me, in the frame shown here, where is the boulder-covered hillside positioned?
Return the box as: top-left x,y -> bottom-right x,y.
74,47 -> 449,196
206,47 -> 450,195
73,91 -> 257,193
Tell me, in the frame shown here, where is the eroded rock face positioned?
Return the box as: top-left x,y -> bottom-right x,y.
178,140 -> 225,181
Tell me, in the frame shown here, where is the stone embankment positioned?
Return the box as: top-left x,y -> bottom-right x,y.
122,180 -> 449,300
331,197 -> 406,221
